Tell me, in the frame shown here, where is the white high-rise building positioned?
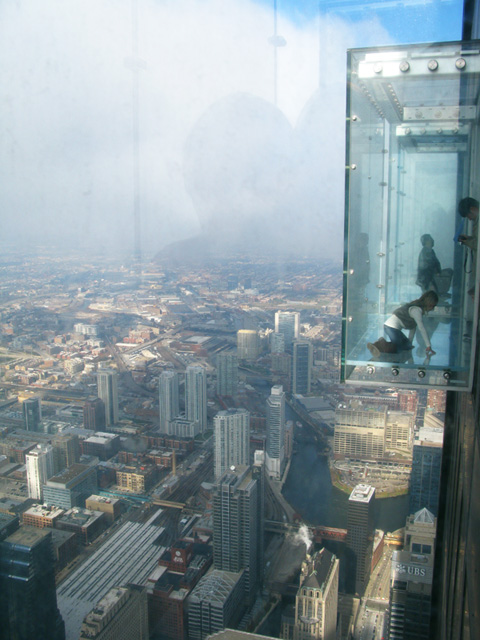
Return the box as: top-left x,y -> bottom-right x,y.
26,444 -> 54,501
214,409 -> 250,479
266,385 -> 286,480
97,370 -> 119,427
274,311 -> 300,352
185,365 -> 207,433
159,370 -> 179,433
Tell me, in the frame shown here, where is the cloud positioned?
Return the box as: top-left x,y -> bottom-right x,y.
0,0 -> 392,259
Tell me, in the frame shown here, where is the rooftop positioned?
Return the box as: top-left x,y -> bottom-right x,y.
349,484 -> 375,503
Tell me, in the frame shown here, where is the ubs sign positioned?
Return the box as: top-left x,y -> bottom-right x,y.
392,560 -> 433,584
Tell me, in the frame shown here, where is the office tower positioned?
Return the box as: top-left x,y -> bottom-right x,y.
287,549 -> 339,640
213,464 -> 263,602
97,370 -> 119,427
83,397 -> 106,430
384,410 -> 414,456
214,408 -> 250,479
270,331 -> 285,354
274,311 -> 300,351
266,385 -> 286,480
292,339 -> 312,395
409,426 -> 443,516
188,569 -> 245,640
346,484 -> 375,596
79,585 -> 148,640
237,329 -> 260,361
185,365 -> 207,433
52,434 -> 80,474
216,351 -> 238,397
26,443 -> 54,501
43,463 -> 97,510
388,509 -> 436,640
159,370 -> 180,433
22,397 -> 42,431
334,405 -> 386,460
0,527 -> 65,640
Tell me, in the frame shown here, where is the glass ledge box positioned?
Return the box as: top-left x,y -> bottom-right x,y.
342,41 -> 480,391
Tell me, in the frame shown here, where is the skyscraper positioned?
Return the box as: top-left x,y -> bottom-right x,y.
79,585 -> 148,640
159,370 -> 180,433
22,397 -> 42,431
97,370 -> 119,427
346,484 -> 375,596
216,351 -> 238,397
236,330 -> 260,361
288,548 -> 339,640
83,397 -> 106,431
409,426 -> 443,517
292,339 -> 312,395
0,527 -> 65,640
52,434 -> 80,474
388,508 -> 436,640
26,443 -> 54,501
214,409 -> 250,479
266,385 -> 286,480
213,464 -> 264,603
274,311 -> 300,352
185,365 -> 207,433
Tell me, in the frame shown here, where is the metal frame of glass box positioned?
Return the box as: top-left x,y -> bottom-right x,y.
342,41 -> 480,390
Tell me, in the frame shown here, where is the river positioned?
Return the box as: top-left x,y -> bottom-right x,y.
282,426 -> 409,533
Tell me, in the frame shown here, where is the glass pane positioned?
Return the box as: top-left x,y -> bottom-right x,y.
343,41 -> 480,390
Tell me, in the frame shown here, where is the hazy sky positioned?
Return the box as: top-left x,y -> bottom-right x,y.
0,0 -> 463,261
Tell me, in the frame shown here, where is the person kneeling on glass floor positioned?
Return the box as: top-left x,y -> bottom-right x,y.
367,291 -> 438,358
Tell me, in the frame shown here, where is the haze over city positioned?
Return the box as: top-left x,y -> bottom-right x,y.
0,2 -> 473,640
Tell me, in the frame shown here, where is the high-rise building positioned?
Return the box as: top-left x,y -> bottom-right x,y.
26,443 -> 54,501
22,397 -> 42,431
346,484 -> 375,596
213,464 -> 264,602
274,311 -> 300,352
334,405 -> 386,460
409,426 -> 443,517
52,434 -> 80,474
97,370 -> 119,427
285,548 -> 339,640
43,463 -> 97,510
237,330 -> 260,361
216,351 -> 238,397
83,397 -> 106,431
266,385 -> 286,480
187,569 -> 245,640
388,508 -> 436,640
159,370 -> 180,433
270,331 -> 285,354
79,585 -> 148,640
0,527 -> 65,640
292,339 -> 313,395
185,365 -> 207,433
214,409 -> 250,480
